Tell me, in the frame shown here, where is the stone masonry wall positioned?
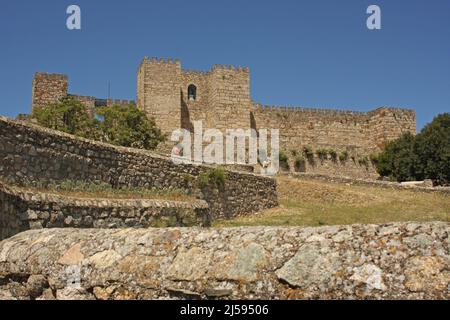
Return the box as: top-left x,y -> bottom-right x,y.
0,116 -> 278,220
31,73 -> 68,112
0,221 -> 448,300
31,58 -> 416,179
0,182 -> 209,241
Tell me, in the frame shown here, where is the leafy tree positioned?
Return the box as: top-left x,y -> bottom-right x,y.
31,97 -> 95,137
375,132 -> 419,181
96,104 -> 166,150
31,98 -> 165,150
414,113 -> 450,184
375,113 -> 450,184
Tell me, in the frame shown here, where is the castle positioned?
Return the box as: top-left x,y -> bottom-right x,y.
31,57 -> 416,177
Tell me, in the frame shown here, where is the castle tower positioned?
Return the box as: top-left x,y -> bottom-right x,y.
31,73 -> 68,111
137,57 -> 182,134
208,65 -> 251,130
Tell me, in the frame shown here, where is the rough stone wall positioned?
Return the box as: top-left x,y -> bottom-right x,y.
251,105 -> 416,155
137,57 -> 182,134
31,73 -> 68,111
0,221 -> 448,300
30,59 -> 416,179
0,184 -> 28,241
282,155 -> 379,179
0,182 -> 209,240
0,116 -> 278,219
369,108 -> 416,149
136,57 -> 415,178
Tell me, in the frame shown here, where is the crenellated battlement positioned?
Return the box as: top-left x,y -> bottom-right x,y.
211,64 -> 250,73
143,56 -> 182,67
34,72 -> 68,81
252,103 -> 371,116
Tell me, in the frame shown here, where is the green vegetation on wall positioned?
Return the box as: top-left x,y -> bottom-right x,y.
198,167 -> 227,188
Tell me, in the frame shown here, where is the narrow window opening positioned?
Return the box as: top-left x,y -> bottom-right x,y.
188,84 -> 197,101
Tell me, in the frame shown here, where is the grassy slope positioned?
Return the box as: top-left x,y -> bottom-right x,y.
214,176 -> 450,227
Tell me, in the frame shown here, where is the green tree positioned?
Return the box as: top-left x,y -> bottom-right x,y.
414,113 -> 450,184
376,113 -> 450,184
95,104 -> 165,150
31,97 -> 94,136
376,132 -> 418,182
32,98 -> 166,150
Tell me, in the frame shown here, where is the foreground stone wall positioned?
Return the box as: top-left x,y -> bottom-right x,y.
0,116 -> 277,219
0,182 -> 209,240
0,222 -> 448,300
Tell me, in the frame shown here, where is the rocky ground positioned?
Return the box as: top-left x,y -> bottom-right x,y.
0,221 -> 448,300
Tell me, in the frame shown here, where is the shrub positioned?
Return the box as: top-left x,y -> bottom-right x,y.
294,156 -> 306,172
316,149 -> 328,161
339,150 -> 349,162
369,153 -> 379,164
198,167 -> 227,188
290,150 -> 297,157
279,151 -> 289,162
358,156 -> 369,168
303,146 -> 314,161
328,149 -> 337,161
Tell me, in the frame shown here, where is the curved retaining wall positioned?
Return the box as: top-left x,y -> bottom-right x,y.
0,116 -> 277,219
0,222 -> 448,300
0,182 -> 209,240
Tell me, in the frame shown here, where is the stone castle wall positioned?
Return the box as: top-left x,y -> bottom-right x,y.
0,116 -> 278,219
0,221 -> 448,300
137,57 -> 415,157
30,58 -> 416,179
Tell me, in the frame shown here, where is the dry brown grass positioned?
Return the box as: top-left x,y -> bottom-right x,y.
214,176 -> 450,227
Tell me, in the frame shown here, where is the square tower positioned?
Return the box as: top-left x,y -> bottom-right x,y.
137,57 -> 182,134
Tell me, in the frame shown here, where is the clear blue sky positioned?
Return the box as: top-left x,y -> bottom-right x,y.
1,0 -> 449,130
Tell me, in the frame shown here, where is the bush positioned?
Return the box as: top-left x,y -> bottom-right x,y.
316,149 -> 328,161
339,151 -> 349,162
358,156 -> 369,168
290,150 -> 297,157
328,149 -> 337,161
198,167 -> 227,188
303,146 -> 314,161
294,156 -> 306,172
279,151 -> 289,162
375,113 -> 450,184
369,153 -> 379,164
31,98 -> 166,150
